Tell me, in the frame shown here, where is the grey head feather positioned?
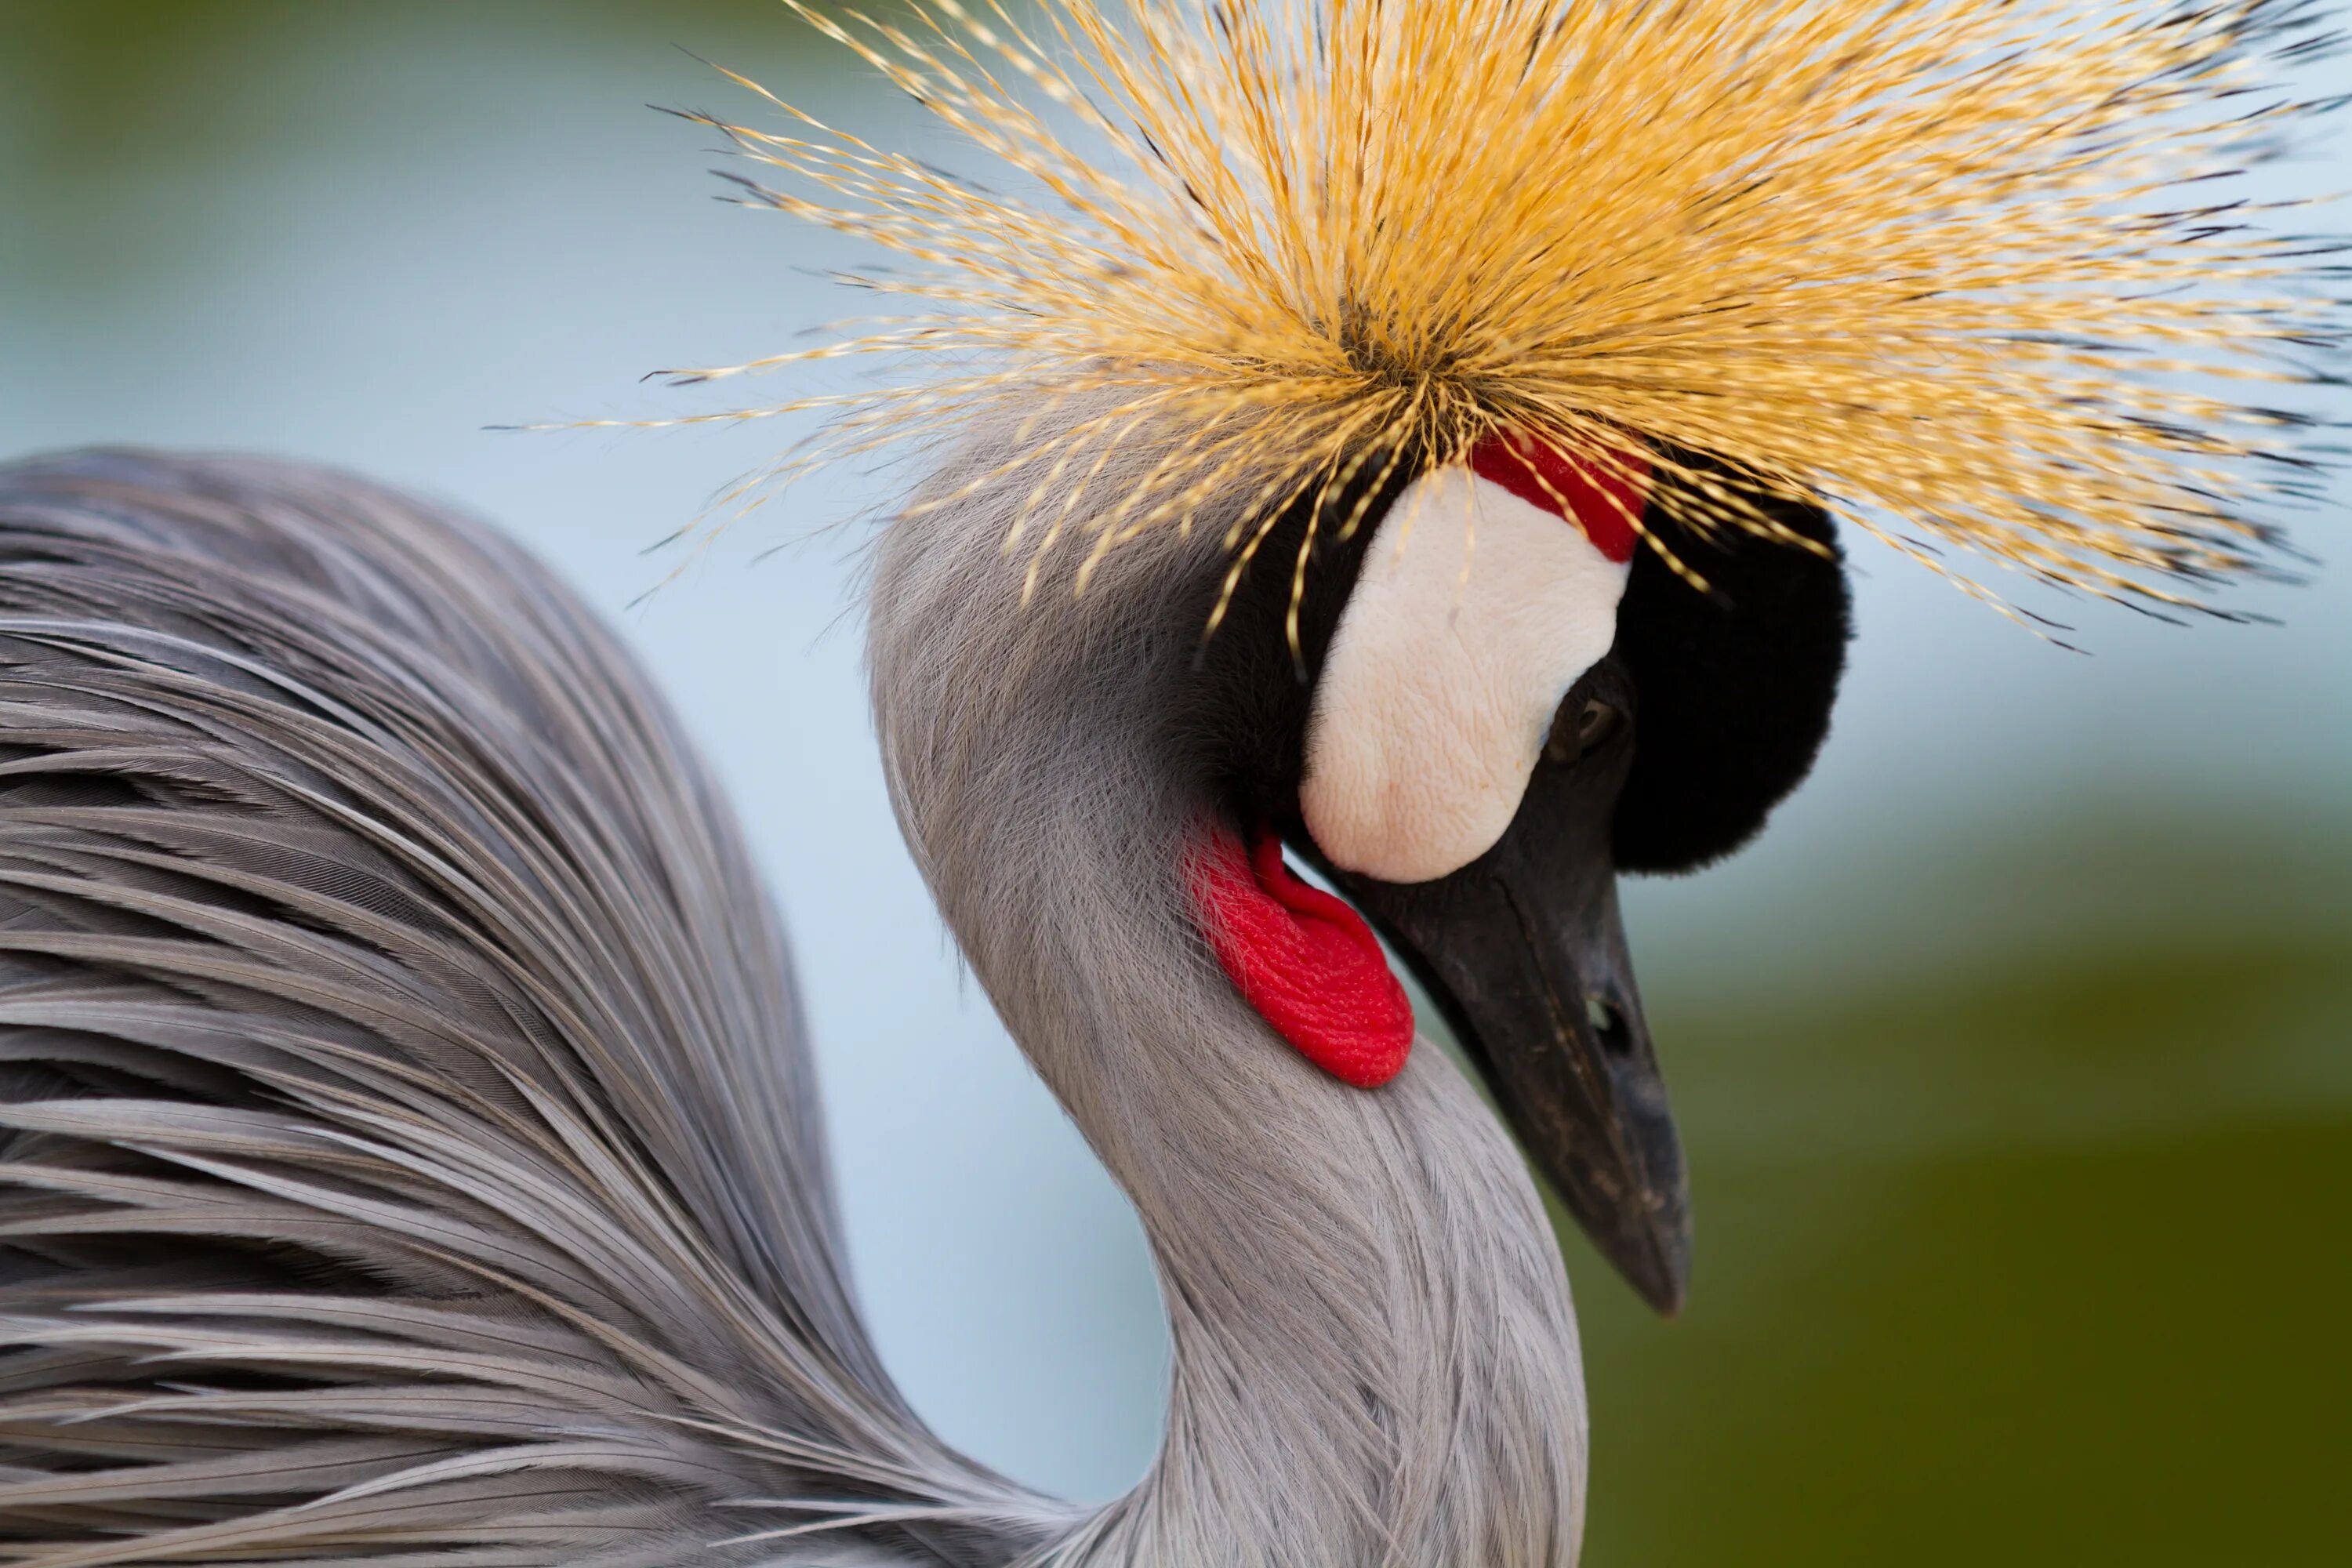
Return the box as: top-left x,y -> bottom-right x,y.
0,439 -> 1589,1567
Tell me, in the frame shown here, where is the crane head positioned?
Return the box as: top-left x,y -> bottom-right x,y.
1187,434 -> 1849,1315
791,0 -> 2329,1321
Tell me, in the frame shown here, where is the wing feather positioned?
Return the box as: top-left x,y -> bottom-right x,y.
0,452 -> 1055,1566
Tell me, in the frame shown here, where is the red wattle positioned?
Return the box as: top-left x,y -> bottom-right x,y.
1469,432 -> 1650,563
1191,826 -> 1414,1089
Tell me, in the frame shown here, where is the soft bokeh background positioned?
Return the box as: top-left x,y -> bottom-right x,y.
3,3 -> 2346,1562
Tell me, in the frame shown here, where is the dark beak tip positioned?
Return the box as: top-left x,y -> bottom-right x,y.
1612,1225 -> 1690,1319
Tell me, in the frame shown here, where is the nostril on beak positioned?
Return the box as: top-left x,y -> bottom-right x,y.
1584,993 -> 1633,1058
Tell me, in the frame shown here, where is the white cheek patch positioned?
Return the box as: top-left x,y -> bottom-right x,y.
1301,466 -> 1632,884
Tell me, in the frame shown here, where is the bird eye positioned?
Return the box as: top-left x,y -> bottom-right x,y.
1576,699 -> 1621,750
1546,695 -> 1622,764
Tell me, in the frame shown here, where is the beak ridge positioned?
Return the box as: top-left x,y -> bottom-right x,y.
1475,866 -> 1690,1316
1316,673 -> 1692,1315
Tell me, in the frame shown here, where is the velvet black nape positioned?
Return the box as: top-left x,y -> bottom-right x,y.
1176,443 -> 1852,877
1608,454 -> 1852,875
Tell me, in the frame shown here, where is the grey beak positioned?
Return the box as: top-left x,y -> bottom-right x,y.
1313,662 -> 1690,1315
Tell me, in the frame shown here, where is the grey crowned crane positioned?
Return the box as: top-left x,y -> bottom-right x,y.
0,0 -> 2337,1564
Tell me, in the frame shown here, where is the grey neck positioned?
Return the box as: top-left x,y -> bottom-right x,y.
869,456 -> 1589,1568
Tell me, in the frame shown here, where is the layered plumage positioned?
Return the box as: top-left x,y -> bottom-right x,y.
0,452 -> 1056,1566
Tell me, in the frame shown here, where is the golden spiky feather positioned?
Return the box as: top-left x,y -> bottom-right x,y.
625,0 -> 2345,619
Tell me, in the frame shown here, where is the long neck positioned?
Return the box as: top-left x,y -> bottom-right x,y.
869,485 -> 1589,1568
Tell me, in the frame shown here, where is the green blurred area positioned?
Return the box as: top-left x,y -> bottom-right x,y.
5,2 -> 2347,1563
1574,817 -> 2352,1565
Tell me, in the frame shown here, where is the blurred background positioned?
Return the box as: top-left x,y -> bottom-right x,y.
2,2 -> 2345,1563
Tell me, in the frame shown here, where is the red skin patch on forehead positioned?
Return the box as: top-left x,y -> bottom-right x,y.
1191,825 -> 1414,1089
1469,433 -> 1650,563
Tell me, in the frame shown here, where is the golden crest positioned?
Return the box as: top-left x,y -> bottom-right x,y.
620,0 -> 2342,619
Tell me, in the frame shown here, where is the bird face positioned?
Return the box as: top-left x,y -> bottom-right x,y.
1188,437 -> 1850,1312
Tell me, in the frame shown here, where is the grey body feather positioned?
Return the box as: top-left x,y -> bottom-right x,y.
0,447 -> 1588,1566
